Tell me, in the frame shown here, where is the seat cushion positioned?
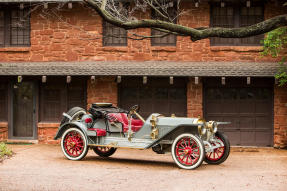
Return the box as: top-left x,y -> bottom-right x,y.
87,128 -> 107,136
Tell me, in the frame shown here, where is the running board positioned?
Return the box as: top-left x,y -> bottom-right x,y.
88,137 -> 154,149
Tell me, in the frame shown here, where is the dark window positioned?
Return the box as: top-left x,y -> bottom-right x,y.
0,6 -> 30,47
119,77 -> 187,118
0,11 -> 4,46
210,3 -> 264,46
0,80 -> 8,121
239,7 -> 264,45
40,77 -> 86,122
103,21 -> 127,46
151,1 -> 177,46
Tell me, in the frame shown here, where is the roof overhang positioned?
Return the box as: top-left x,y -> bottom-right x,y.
0,61 -> 280,77
0,0 -> 81,3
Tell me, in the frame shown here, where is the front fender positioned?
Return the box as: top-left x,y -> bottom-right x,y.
54,121 -> 88,140
146,124 -> 199,149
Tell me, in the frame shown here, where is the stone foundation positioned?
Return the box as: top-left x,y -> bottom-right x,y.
38,123 -> 60,144
0,122 -> 8,141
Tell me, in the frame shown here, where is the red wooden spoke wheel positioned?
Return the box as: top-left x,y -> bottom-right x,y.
204,131 -> 230,165
93,146 -> 117,157
205,136 -> 225,161
176,138 -> 201,165
63,131 -> 84,157
61,128 -> 88,160
171,134 -> 204,170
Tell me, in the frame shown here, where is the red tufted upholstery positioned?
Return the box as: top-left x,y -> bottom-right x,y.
108,113 -> 144,132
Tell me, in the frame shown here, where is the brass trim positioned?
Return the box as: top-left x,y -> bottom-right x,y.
150,115 -> 159,139
198,125 -> 202,135
134,111 -> 146,123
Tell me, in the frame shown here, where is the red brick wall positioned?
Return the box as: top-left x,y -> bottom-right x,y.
87,77 -> 118,109
187,78 -> 203,118
274,86 -> 287,149
0,2 -> 284,62
0,122 -> 8,141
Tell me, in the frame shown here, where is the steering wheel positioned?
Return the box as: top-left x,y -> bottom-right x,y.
130,105 -> 140,113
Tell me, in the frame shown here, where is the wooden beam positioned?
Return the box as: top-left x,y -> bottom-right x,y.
170,76 -> 174,85
246,0 -> 251,7
247,77 -> 251,85
195,77 -> 199,85
221,77 -> 225,85
20,3 -> 24,10
68,2 -> 73,9
91,76 -> 95,83
67,76 -> 71,83
143,76 -> 147,84
42,76 -> 47,83
17,76 -> 22,83
117,76 -> 121,83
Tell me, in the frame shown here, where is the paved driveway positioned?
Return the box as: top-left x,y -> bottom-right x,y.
0,145 -> 286,191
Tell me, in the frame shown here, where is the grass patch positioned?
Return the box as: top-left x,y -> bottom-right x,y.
0,142 -> 13,162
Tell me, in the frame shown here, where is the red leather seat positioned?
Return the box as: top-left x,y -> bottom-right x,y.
108,113 -> 144,132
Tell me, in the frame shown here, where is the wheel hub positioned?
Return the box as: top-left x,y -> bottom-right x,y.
69,142 -> 76,147
184,147 -> 192,155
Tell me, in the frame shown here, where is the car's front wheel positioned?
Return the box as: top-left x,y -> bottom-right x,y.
171,133 -> 205,170
61,128 -> 88,160
204,131 -> 230,165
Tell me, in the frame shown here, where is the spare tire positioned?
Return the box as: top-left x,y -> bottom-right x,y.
60,107 -> 86,126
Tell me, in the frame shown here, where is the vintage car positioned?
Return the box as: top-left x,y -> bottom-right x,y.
54,103 -> 230,170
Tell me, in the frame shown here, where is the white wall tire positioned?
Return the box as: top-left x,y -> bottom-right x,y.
171,133 -> 205,170
61,128 -> 88,161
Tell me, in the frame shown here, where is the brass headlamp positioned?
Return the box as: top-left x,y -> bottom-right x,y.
195,117 -> 207,136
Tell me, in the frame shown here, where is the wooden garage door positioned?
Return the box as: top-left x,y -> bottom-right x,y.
119,77 -> 187,119
204,78 -> 273,146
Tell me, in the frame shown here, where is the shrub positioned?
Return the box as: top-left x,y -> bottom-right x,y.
0,142 -> 12,159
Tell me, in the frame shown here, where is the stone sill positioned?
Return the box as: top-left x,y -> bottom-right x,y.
100,46 -> 128,52
0,122 -> 8,128
210,46 -> 263,52
38,122 -> 60,128
7,139 -> 38,144
0,47 -> 31,52
151,46 -> 177,52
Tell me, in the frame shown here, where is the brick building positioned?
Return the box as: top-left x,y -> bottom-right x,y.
0,0 -> 286,148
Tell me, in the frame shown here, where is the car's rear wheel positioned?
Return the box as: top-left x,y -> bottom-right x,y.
61,128 -> 88,160
204,131 -> 230,165
93,146 -> 117,157
171,133 -> 205,170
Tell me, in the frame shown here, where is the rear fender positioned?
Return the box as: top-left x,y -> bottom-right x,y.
54,121 -> 88,140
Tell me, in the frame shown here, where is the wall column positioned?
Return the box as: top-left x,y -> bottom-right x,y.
274,86 -> 287,148
187,77 -> 203,118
